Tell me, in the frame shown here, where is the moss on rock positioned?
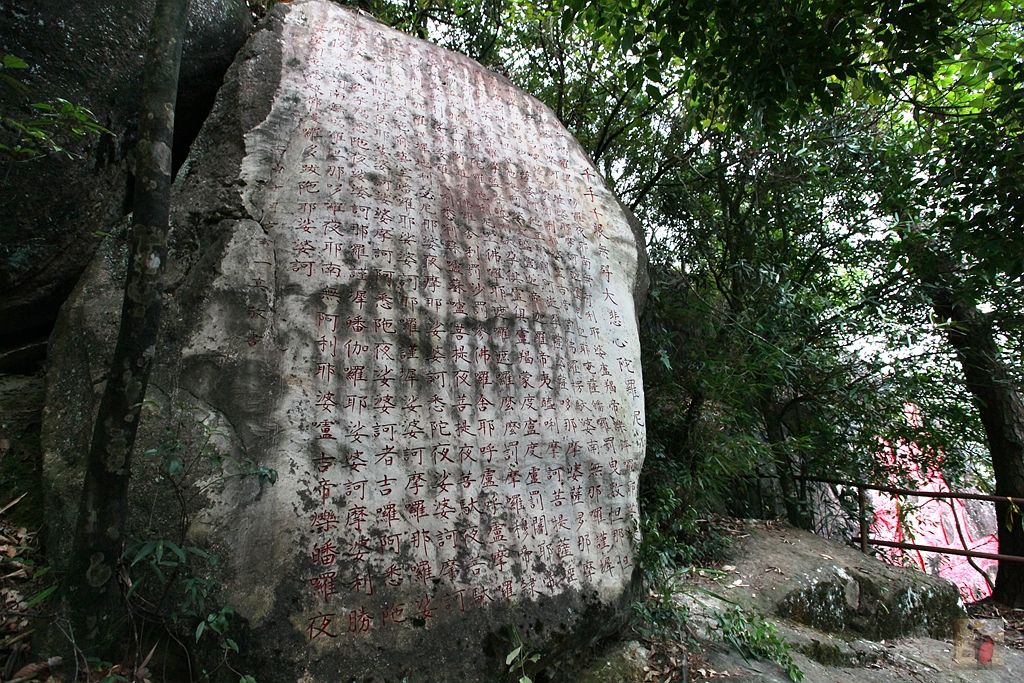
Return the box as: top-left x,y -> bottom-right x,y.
577,640 -> 650,683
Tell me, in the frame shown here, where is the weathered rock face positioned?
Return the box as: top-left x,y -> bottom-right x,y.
700,521 -> 964,642
43,1 -> 647,680
0,0 -> 252,353
776,562 -> 963,640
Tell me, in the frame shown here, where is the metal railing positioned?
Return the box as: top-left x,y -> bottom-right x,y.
794,475 -> 1024,565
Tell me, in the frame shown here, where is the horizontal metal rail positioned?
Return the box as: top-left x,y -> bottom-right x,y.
753,473 -> 1024,566
795,475 -> 1024,507
853,537 -> 1024,564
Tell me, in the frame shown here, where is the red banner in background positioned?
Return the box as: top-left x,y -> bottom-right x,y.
871,405 -> 998,602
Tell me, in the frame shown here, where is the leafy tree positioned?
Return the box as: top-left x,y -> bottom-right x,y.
563,0 -> 962,126
559,0 -> 1024,604
640,109 -> 961,529
846,0 -> 1024,604
878,112 -> 1024,605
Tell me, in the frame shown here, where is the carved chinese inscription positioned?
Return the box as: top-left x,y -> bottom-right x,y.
239,2 -> 645,643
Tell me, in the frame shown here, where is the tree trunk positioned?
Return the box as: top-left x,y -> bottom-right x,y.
929,282 -> 1024,607
66,0 -> 190,656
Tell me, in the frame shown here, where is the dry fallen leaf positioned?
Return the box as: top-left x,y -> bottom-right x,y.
10,656 -> 62,680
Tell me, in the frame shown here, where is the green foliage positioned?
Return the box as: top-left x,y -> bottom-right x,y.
564,0 -> 961,128
631,575 -> 802,681
631,575 -> 690,643
142,410 -> 279,493
0,53 -> 109,160
119,409 -> 275,683
714,607 -> 803,682
502,626 -> 541,683
126,538 -> 218,609
637,110 -> 964,531
25,581 -> 58,608
635,460 -> 731,572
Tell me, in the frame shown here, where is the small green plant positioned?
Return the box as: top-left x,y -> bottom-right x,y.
142,413 -> 278,491
1,54 -> 110,160
713,606 -> 803,682
634,442 -> 733,577
24,579 -> 58,608
503,626 -> 540,683
119,409 -> 276,683
632,573 -> 690,642
85,656 -> 130,683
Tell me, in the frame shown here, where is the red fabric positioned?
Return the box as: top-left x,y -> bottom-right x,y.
869,406 -> 997,602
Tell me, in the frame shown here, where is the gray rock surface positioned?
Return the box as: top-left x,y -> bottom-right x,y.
691,619 -> 1024,682
685,520 -> 964,641
0,0 -> 252,349
578,639 -> 651,683
727,520 -> 964,639
43,2 -> 648,680
677,521 -> 1023,682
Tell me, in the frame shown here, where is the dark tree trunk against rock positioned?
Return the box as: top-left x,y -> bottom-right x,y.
928,282 -> 1024,608
66,0 -> 190,655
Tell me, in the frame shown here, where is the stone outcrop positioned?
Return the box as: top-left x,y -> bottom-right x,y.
0,0 -> 252,355
43,1 -> 647,680
775,560 -> 962,640
698,520 -> 965,640
675,521 -> 1020,682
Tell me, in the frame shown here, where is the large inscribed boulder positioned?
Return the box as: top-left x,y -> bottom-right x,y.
43,1 -> 647,679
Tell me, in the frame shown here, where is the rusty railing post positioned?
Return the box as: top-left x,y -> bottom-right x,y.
858,485 -> 869,555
